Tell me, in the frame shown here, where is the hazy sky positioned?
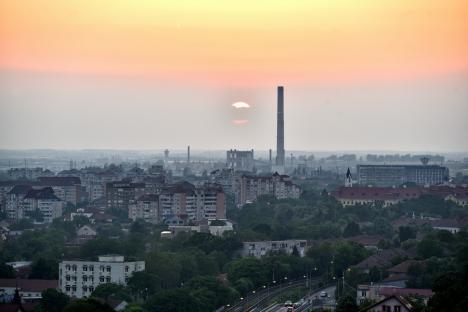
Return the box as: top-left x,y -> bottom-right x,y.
1,1 -> 467,151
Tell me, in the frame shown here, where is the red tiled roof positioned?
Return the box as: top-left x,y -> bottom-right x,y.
378,287 -> 433,298
388,260 -> 424,274
0,279 -> 57,292
332,186 -> 424,201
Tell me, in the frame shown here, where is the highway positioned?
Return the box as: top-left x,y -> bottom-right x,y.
260,285 -> 336,312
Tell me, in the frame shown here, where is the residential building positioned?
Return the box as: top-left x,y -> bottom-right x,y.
5,185 -> 33,221
58,255 -> 145,298
357,164 -> 448,187
105,181 -> 146,211
6,167 -> 54,180
22,188 -> 64,223
331,186 -> 424,207
128,194 -> 160,223
241,240 -> 307,258
159,182 -> 226,221
76,225 -> 97,240
227,149 -> 255,172
37,177 -> 81,205
359,295 -> 413,312
0,279 -> 58,303
238,173 -> 301,206
356,284 -> 433,306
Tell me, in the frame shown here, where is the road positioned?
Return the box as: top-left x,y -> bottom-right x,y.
261,285 -> 336,312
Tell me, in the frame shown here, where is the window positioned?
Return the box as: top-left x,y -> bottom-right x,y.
65,286 -> 70,292
125,277 -> 129,283
83,276 -> 87,282
394,306 -> 401,312
72,285 -> 76,292
125,266 -> 129,272
106,276 -> 111,283
72,276 -> 77,281
83,265 -> 88,271
89,286 -> 94,292
65,265 -> 71,271
89,276 -> 94,282
82,286 -> 88,292
66,275 -> 70,281
89,265 -> 94,272
72,265 -> 77,272
100,276 -> 104,283
106,266 -> 111,273
100,265 -> 105,272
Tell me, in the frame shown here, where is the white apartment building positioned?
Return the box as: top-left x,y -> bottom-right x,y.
241,240 -> 308,258
59,255 -> 145,298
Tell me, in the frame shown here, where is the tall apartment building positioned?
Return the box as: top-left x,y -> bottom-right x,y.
128,194 -> 160,223
59,255 -> 145,298
6,186 -> 63,223
357,164 -> 449,187
37,176 -> 82,205
105,181 -> 146,211
226,149 -> 255,172
238,172 -> 301,206
159,182 -> 226,221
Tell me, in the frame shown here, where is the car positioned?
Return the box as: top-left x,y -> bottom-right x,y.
320,291 -> 327,298
293,299 -> 305,307
284,300 -> 293,307
286,307 -> 294,312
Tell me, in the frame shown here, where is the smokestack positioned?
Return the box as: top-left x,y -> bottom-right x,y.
276,86 -> 285,166
187,145 -> 190,164
269,149 -> 272,166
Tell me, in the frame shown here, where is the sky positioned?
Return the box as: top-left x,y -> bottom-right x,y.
1,0 -> 467,152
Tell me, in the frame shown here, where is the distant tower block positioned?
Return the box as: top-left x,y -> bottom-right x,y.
164,149 -> 170,163
276,86 -> 285,166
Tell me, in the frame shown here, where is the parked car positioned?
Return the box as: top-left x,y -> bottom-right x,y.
284,300 -> 293,307
320,291 -> 327,298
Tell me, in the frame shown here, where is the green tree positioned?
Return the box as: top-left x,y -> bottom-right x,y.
342,221 -> 360,237
29,258 -> 58,279
336,295 -> 359,312
127,272 -> 160,298
91,283 -> 131,302
39,288 -> 69,312
398,226 -> 417,242
145,289 -> 202,312
64,298 -> 115,312
0,263 -> 15,278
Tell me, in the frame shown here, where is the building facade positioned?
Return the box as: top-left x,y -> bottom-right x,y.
238,173 -> 301,206
59,255 -> 145,298
226,149 -> 255,172
357,164 -> 448,187
105,181 -> 146,211
128,194 -> 160,223
159,182 -> 226,221
241,240 -> 307,258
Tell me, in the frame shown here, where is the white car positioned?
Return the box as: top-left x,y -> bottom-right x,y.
320,291 -> 327,298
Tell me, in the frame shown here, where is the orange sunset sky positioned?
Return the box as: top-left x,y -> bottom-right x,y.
1,0 -> 468,151
1,0 -> 467,83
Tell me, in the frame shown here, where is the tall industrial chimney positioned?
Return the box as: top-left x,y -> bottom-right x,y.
187,145 -> 191,164
276,86 -> 285,166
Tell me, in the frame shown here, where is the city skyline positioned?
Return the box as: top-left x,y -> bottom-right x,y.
1,1 -> 468,151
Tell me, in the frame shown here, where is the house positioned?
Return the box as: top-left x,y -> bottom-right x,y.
76,225 -> 97,240
359,295 -> 412,312
344,235 -> 384,250
352,249 -> 411,274
387,260 -> 424,276
357,284 -> 433,305
0,279 -> 58,303
331,186 -> 424,207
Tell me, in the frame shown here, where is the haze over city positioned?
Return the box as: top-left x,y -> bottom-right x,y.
1,0 -> 468,152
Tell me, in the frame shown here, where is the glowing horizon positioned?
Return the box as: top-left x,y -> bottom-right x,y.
1,0 -> 467,85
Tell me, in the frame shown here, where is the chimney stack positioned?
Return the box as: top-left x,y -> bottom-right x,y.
276,86 -> 285,166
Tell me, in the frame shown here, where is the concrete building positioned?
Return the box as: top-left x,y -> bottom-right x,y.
241,240 -> 307,258
357,164 -> 448,187
37,177 -> 82,205
5,185 -> 33,221
356,284 -> 433,306
22,187 -> 64,223
359,295 -> 413,312
238,172 -> 301,206
105,181 -> 146,211
159,182 -> 226,221
59,255 -> 145,299
331,186 -> 424,207
0,279 -> 58,303
128,194 -> 160,223
226,149 -> 255,172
